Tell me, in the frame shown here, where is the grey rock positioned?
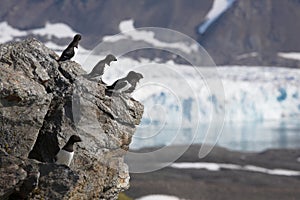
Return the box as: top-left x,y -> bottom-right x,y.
0,38 -> 54,157
0,38 -> 144,199
0,149 -> 78,200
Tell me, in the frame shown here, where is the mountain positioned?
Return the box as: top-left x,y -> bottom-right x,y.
200,0 -> 300,67
1,0 -> 300,67
0,0 -> 211,47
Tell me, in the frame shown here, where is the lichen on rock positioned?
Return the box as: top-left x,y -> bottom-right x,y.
0,38 -> 144,199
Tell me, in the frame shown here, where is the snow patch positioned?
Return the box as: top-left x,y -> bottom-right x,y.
119,19 -> 135,32
30,22 -> 78,39
136,194 -> 185,200
198,0 -> 235,34
236,52 -> 258,60
170,162 -> 300,176
102,34 -> 128,42
44,41 -> 66,51
278,52 -> 300,61
0,21 -> 27,43
0,21 -> 78,43
102,19 -> 198,54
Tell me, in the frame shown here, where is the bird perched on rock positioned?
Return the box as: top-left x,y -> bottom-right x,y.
105,71 -> 143,96
84,54 -> 117,81
55,135 -> 82,166
58,34 -> 81,61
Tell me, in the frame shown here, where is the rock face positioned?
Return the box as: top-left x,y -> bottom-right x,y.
0,38 -> 143,199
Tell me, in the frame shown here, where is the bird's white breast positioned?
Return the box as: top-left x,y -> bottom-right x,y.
118,81 -> 132,92
73,47 -> 78,60
56,149 -> 74,166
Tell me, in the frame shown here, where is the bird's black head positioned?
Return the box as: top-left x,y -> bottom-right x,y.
127,71 -> 137,78
74,34 -> 82,41
72,34 -> 82,47
105,54 -> 117,66
68,135 -> 82,144
127,71 -> 144,82
135,72 -> 144,81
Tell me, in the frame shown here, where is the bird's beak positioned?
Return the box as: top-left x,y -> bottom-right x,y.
114,58 -> 117,61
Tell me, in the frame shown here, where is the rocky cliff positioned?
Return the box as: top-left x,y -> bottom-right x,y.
0,38 -> 143,199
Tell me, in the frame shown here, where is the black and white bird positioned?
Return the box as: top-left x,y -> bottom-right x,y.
55,135 -> 82,166
105,71 -> 143,96
84,54 -> 117,81
58,34 -> 81,61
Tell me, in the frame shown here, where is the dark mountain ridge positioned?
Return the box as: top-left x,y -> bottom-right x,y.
1,0 -> 300,67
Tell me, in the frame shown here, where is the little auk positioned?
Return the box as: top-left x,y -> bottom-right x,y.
55,135 -> 82,166
105,71 -> 143,96
85,54 -> 117,81
58,34 -> 81,61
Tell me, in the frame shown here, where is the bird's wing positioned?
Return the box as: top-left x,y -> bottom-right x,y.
113,81 -> 128,91
118,80 -> 132,92
58,48 -> 74,61
107,79 -> 128,91
89,61 -> 105,77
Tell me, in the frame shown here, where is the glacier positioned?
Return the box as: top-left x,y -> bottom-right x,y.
98,59 -> 300,124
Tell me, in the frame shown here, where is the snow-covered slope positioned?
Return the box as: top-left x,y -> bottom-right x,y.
198,0 -> 235,34
0,21 -> 27,42
278,52 -> 300,61
0,21 -> 90,64
136,195 -> 184,200
0,21 -> 78,42
103,19 -> 198,54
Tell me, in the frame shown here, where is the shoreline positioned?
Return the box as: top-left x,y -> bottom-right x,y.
125,145 -> 300,200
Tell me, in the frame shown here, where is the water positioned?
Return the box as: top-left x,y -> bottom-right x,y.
219,120 -> 300,152
130,119 -> 300,152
